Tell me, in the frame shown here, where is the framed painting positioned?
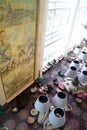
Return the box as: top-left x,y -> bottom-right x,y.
0,0 -> 37,101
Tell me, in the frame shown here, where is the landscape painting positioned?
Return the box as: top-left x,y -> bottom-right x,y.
0,0 -> 37,100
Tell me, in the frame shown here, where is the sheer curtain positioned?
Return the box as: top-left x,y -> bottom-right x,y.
68,0 -> 87,49
43,0 -> 87,67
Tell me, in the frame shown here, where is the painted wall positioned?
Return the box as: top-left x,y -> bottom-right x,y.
35,0 -> 49,78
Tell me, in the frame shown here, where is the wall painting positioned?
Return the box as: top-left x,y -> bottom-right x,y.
0,0 -> 37,101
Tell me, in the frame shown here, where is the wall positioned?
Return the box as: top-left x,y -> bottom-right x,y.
35,0 -> 49,78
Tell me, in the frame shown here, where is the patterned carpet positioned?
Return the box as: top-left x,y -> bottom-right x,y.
0,51 -> 87,130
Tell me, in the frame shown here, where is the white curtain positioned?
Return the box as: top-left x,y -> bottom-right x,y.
43,0 -> 87,67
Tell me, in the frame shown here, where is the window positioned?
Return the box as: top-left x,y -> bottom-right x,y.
69,0 -> 87,47
43,0 -> 87,67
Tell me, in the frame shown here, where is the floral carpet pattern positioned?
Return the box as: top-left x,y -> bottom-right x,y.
0,51 -> 87,130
